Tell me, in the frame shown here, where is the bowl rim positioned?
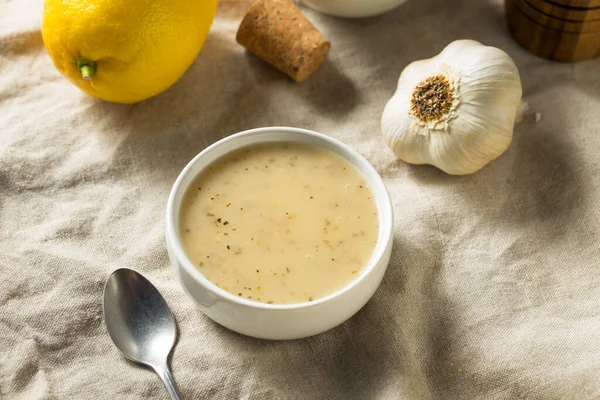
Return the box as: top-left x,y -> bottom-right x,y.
166,126 -> 393,311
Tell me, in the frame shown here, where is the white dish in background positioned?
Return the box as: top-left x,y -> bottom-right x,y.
301,0 -> 407,18
165,127 -> 393,340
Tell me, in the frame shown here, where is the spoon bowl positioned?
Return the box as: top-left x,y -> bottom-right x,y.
103,268 -> 181,399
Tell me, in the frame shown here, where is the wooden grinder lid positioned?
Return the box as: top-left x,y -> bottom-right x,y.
505,0 -> 600,61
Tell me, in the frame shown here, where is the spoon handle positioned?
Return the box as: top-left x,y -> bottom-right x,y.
154,364 -> 182,400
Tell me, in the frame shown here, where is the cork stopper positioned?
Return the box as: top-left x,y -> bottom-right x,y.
236,0 -> 331,82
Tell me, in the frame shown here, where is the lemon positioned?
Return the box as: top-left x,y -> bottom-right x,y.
42,0 -> 218,103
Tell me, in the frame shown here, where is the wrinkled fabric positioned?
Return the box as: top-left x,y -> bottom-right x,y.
1,0 -> 600,399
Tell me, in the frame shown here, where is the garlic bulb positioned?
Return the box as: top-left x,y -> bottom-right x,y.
381,40 -> 523,175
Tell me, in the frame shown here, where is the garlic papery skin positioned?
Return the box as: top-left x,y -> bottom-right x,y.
381,40 -> 523,175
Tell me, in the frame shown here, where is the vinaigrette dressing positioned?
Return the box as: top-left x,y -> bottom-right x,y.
179,143 -> 378,304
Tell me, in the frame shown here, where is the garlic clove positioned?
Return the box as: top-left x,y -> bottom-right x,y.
382,91 -> 426,164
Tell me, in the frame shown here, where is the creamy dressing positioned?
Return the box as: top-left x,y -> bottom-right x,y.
179,143 -> 378,304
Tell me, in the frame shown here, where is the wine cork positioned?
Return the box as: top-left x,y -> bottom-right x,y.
236,0 -> 331,82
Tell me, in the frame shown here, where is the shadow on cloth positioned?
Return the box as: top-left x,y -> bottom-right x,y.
204,303 -> 417,399
188,233 -> 439,399
278,58 -> 360,118
400,103 -> 583,232
79,31 -> 360,181
0,29 -> 44,56
237,51 -> 361,118
301,60 -> 360,117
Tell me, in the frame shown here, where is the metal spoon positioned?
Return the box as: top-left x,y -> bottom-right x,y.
103,268 -> 182,400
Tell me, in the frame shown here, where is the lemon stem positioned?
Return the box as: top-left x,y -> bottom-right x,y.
76,59 -> 96,80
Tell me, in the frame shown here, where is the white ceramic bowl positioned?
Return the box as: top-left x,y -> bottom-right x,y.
301,0 -> 408,18
166,127 -> 393,340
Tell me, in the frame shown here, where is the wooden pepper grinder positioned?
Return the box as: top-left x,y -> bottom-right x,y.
505,0 -> 600,62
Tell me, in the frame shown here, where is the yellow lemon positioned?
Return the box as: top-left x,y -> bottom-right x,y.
42,0 -> 218,103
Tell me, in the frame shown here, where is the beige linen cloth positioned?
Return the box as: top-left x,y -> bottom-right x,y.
2,0 -> 600,398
